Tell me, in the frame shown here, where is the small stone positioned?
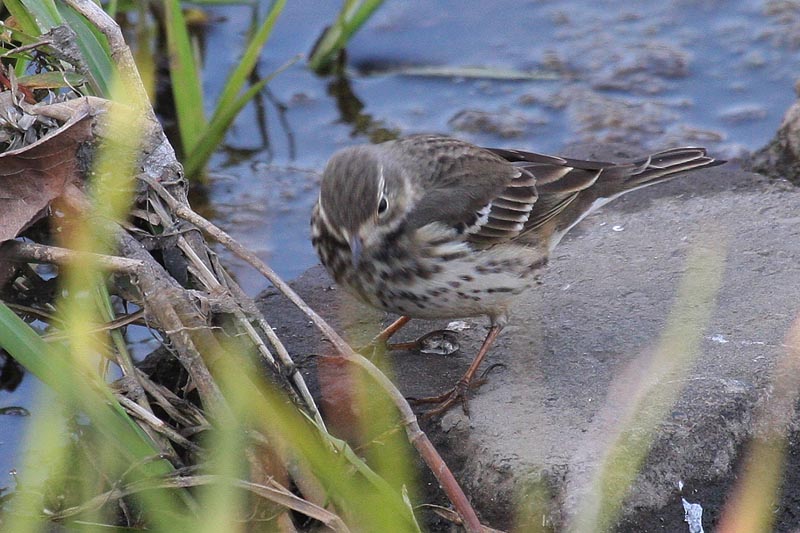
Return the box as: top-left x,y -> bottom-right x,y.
448,108 -> 548,138
440,411 -> 469,432
417,330 -> 460,355
718,104 -> 767,124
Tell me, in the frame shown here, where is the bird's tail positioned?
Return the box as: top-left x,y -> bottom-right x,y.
612,147 -> 724,192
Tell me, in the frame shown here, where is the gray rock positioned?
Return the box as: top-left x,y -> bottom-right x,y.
258,154 -> 800,532
750,91 -> 800,184
448,108 -> 548,138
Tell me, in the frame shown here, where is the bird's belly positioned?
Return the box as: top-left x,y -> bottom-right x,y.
345,245 -> 546,320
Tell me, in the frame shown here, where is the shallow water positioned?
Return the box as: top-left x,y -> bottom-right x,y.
3,0 -> 800,501
207,0 -> 800,293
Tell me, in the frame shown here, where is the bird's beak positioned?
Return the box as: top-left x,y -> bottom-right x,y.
349,235 -> 364,267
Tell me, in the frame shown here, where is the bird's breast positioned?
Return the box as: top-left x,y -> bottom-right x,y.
315,221 -> 549,320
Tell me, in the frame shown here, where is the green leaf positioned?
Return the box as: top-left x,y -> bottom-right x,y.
213,0 -> 285,123
18,0 -> 61,31
308,0 -> 384,73
58,5 -> 116,96
3,0 -> 42,36
182,0 -> 286,179
0,16 -> 40,77
5,0 -> 115,95
162,0 -> 207,155
0,301 -> 193,529
17,71 -> 85,89
183,54 -> 299,177
0,24 -> 41,47
0,302 -> 156,460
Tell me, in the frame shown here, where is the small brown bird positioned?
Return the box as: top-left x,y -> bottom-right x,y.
311,135 -> 722,417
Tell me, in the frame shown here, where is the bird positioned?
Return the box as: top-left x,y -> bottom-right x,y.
310,134 -> 723,417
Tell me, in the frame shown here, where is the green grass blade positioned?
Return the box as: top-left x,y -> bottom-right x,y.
213,0 -> 285,121
0,302 -> 190,529
3,0 -> 42,35
568,236 -> 727,532
5,0 -> 115,95
58,5 -> 116,95
0,23 -> 40,47
16,71 -> 85,89
182,79 -> 266,178
18,0 -> 61,31
181,0 -> 285,178
212,338 -> 422,532
338,0 -> 384,43
105,0 -> 119,18
308,0 -> 384,73
0,302 -> 57,384
0,23 -> 39,76
183,54 -> 299,177
0,302 -> 159,461
162,0 -> 207,155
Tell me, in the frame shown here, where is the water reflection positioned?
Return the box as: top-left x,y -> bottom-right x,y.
326,69 -> 400,143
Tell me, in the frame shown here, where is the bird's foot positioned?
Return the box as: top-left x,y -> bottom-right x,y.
358,329 -> 460,358
409,363 -> 505,419
408,381 -> 470,419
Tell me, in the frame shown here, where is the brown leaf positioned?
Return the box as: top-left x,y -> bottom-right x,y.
0,108 -> 93,243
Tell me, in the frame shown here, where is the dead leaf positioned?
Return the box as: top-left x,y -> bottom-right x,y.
0,108 -> 93,243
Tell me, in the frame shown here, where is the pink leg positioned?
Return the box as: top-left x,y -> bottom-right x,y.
375,315 -> 412,344
410,324 -> 503,418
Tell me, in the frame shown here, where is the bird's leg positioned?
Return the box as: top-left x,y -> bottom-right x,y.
384,317 -> 461,356
357,315 -> 412,356
409,323 -> 504,418
376,315 -> 412,344
387,329 -> 460,355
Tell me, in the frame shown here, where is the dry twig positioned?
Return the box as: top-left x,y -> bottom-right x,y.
5,2 -> 488,531
144,176 -> 485,533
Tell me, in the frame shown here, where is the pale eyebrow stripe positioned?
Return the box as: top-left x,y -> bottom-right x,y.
377,163 -> 385,200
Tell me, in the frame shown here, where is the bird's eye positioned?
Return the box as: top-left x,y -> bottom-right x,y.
377,195 -> 389,216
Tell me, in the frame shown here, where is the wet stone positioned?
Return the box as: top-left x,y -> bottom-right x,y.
448,108 -> 548,138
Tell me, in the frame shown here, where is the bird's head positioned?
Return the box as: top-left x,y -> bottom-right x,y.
317,144 -> 415,265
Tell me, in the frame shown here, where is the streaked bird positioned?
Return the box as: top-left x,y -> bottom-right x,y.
311,135 -> 723,417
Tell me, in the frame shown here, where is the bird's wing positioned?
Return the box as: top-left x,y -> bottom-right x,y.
487,146 -> 719,249
398,137 -> 600,247
489,148 -> 608,233
398,136 -> 532,246
457,166 -> 538,246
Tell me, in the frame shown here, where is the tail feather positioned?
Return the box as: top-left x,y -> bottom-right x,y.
621,147 -> 723,189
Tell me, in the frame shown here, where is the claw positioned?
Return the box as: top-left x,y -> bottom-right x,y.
408,376 -> 487,419
478,362 -> 505,381
407,324 -> 505,419
409,386 -> 467,419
